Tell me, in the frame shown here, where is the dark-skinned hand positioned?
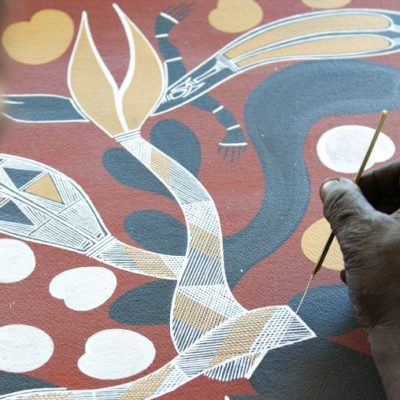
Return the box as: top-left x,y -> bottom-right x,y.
320,160 -> 400,400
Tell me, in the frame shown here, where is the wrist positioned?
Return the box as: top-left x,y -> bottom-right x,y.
368,326 -> 400,400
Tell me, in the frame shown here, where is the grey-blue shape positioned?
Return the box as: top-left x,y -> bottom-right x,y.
124,210 -> 187,256
224,60 -> 400,287
4,167 -> 41,189
0,372 -> 58,396
103,119 -> 201,199
235,338 -> 384,400
3,95 -> 87,123
109,280 -> 176,325
0,201 -> 33,225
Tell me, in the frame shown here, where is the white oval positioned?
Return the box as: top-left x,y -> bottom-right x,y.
49,267 -> 117,311
0,239 -> 35,283
0,324 -> 54,372
78,329 -> 156,380
317,125 -> 395,173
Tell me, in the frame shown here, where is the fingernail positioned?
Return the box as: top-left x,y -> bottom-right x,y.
340,269 -> 347,284
320,178 -> 340,201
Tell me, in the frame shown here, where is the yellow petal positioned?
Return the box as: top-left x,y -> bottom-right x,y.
2,9 -> 74,65
115,5 -> 164,132
236,35 -> 390,68
225,13 -> 390,60
303,0 -> 352,9
68,12 -> 125,136
301,218 -> 344,271
208,0 -> 263,34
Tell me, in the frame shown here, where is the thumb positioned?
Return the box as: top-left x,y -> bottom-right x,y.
320,178 -> 376,241
390,207 -> 400,222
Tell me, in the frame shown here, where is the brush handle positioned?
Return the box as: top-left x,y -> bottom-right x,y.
312,110 -> 388,277
312,231 -> 335,276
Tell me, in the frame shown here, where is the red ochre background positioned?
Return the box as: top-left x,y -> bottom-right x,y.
1,1 -> 400,399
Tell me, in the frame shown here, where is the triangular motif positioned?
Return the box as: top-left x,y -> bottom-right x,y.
25,174 -> 62,203
4,167 -> 41,189
0,201 -> 33,225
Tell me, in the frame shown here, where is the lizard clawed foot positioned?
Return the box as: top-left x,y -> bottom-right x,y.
218,129 -> 248,162
163,2 -> 195,22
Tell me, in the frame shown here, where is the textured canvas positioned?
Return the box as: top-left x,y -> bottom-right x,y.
0,0 -> 399,399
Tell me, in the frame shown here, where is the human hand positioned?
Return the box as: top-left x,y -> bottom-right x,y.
320,160 -> 400,399
320,161 -> 400,331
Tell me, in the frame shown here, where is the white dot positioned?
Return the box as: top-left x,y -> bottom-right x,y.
0,239 -> 35,283
78,329 -> 156,380
49,267 -> 117,311
317,125 -> 395,173
0,324 -> 54,372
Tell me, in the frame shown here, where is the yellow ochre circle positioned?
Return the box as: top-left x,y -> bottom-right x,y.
2,9 -> 74,65
209,0 -> 264,33
302,0 -> 352,9
301,218 -> 344,271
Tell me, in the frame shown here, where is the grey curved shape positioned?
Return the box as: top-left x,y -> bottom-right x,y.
224,60 -> 400,287
3,95 -> 87,123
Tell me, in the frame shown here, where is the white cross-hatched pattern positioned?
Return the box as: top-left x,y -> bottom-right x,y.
0,135 -> 316,400
94,237 -> 180,279
116,135 -> 315,379
179,285 -> 245,318
179,248 -> 225,287
182,201 -> 221,236
118,135 -> 152,166
250,306 -> 315,353
119,136 -> 242,353
161,254 -> 185,276
0,307 -> 314,400
30,216 -> 95,251
205,353 -> 261,381
59,200 -> 106,239
0,4 -> 321,398
0,154 -> 186,279
170,164 -> 211,204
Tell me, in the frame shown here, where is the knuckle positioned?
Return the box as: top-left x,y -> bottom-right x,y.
324,190 -> 357,228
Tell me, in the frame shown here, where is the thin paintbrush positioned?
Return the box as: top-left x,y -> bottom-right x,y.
296,110 -> 388,314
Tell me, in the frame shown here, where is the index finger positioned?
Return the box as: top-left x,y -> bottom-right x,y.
358,160 -> 400,213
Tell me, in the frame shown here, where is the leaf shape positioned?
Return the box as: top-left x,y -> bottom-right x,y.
124,210 -> 187,256
150,119 -> 201,177
0,372 -> 58,397
114,5 -> 165,131
2,95 -> 87,123
109,280 -> 175,325
225,12 -> 392,60
102,148 -> 171,197
236,35 -> 391,68
68,12 -> 125,136
102,119 -> 201,197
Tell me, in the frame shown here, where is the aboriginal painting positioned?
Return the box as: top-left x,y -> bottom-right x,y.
0,0 -> 399,399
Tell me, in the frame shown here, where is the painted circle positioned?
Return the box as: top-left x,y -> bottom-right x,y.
49,267 -> 117,311
78,329 -> 156,380
302,0 -> 352,9
2,9 -> 74,65
301,218 -> 344,271
317,125 -> 395,174
209,0 -> 263,33
0,239 -> 36,283
0,325 -> 54,372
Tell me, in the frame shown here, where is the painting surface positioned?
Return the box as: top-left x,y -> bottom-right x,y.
1,0 -> 400,398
